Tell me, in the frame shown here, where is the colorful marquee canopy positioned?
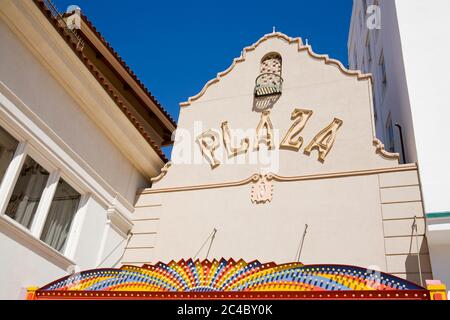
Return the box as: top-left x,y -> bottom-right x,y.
30,259 -> 434,300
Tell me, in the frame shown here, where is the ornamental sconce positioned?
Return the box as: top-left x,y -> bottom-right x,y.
254,53 -> 283,97
253,53 -> 283,112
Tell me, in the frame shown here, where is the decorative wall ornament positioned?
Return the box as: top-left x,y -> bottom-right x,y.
221,121 -> 250,158
280,109 -> 314,151
180,32 -> 372,108
304,118 -> 343,162
251,174 -> 274,204
254,111 -> 275,151
196,130 -> 221,169
373,138 -> 400,162
150,161 -> 173,184
32,259 -> 429,300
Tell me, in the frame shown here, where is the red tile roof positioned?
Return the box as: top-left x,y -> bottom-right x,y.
79,13 -> 177,128
33,0 -> 172,162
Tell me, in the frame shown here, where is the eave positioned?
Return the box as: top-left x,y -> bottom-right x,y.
33,0 -> 173,162
0,0 -> 166,178
77,14 -> 177,135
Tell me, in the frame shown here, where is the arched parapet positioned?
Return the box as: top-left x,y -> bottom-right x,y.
180,32 -> 372,108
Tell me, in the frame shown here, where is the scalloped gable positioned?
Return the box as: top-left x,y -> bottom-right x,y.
180,32 -> 372,107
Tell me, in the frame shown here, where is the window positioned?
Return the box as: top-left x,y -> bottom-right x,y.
385,114 -> 395,153
0,123 -> 84,255
0,126 -> 18,184
379,51 -> 387,97
5,156 -> 49,229
359,11 -> 363,29
373,102 -> 378,124
255,52 -> 283,98
40,179 -> 81,252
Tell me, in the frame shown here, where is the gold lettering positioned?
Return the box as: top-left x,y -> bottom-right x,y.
254,111 -> 275,151
304,118 -> 343,162
221,121 -> 250,158
196,130 -> 221,169
280,109 -> 313,151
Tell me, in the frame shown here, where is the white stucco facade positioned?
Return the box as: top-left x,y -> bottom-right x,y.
348,0 -> 450,295
0,0 -> 168,299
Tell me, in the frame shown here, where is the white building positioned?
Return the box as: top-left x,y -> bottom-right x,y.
0,0 -> 174,299
348,0 -> 450,295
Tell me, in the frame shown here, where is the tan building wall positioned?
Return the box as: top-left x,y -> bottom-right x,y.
124,33 -> 431,285
0,0 -> 169,298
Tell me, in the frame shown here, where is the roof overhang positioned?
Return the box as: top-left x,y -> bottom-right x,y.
0,0 -> 165,179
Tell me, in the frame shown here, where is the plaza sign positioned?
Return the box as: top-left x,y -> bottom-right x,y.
197,109 -> 343,169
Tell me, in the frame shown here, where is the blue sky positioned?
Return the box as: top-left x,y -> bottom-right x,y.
53,0 -> 353,155
54,0 -> 353,119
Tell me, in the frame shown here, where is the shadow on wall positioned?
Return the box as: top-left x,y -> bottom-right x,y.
253,95 -> 280,113
404,232 -> 431,286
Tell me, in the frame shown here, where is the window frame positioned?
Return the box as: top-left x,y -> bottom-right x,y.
379,50 -> 387,99
0,130 -> 86,257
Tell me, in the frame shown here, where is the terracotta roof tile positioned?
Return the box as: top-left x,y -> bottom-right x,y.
79,13 -> 177,128
33,0 -> 169,162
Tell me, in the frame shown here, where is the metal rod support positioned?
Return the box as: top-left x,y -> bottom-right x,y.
194,228 -> 217,260
413,216 -> 423,287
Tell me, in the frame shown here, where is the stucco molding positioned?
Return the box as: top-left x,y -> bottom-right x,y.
373,138 -> 400,162
150,161 -> 172,184
180,32 -> 372,107
107,204 -> 134,237
140,164 -> 417,195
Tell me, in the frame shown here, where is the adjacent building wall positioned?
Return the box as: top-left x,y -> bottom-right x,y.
348,0 -> 417,164
397,0 -> 450,289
